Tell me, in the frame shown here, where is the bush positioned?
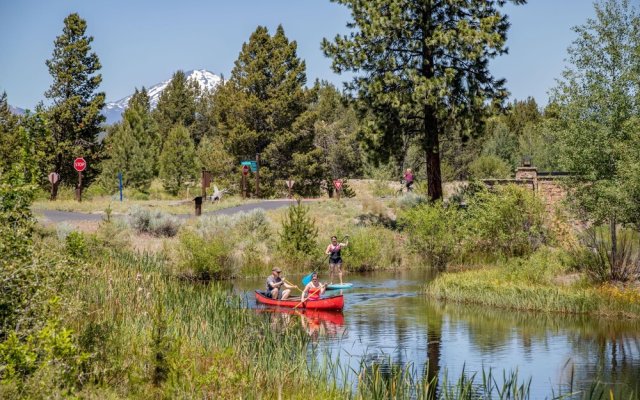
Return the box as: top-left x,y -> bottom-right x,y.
175,230 -> 234,280
343,227 -> 402,271
468,155 -> 512,179
128,206 -> 181,237
570,226 -> 640,283
396,192 -> 428,210
464,184 -> 548,257
65,231 -> 88,259
277,200 -> 318,262
399,201 -> 462,270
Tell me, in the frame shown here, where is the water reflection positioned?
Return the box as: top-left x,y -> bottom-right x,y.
255,307 -> 346,342
236,270 -> 640,397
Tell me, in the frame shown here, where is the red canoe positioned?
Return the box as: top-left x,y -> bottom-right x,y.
255,291 -> 344,311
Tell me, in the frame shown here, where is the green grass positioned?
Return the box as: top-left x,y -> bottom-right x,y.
425,247 -> 640,318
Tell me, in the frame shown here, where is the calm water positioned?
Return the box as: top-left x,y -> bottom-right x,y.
233,270 -> 640,398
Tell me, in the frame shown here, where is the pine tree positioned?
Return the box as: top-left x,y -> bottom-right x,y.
159,125 -> 197,195
45,13 -> 105,199
197,136 -> 235,189
311,83 -> 362,195
213,25 -> 317,195
323,0 -> 525,200
154,71 -> 200,149
277,200 -> 318,257
0,92 -> 20,175
101,102 -> 156,192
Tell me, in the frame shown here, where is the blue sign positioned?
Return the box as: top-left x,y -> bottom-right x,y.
241,161 -> 258,172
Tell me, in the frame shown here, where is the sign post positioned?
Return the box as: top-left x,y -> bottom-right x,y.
255,153 -> 260,198
201,169 -> 211,198
333,179 -> 343,201
48,172 -> 60,201
285,179 -> 295,199
242,165 -> 249,199
74,158 -> 86,202
118,172 -> 123,202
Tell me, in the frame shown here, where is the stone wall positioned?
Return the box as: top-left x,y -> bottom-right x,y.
481,167 -> 568,209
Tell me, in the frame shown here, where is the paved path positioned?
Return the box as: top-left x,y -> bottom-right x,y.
39,199 -> 303,223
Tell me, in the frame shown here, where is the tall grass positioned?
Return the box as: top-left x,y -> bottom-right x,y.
425,248 -> 640,318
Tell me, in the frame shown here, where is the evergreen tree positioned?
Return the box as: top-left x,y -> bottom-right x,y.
159,125 -> 196,195
45,13 -> 105,199
323,0 -> 525,200
197,135 -> 235,190
213,25 -> 317,195
312,83 -> 362,195
277,200 -> 318,257
101,95 -> 157,191
0,92 -> 20,175
154,71 -> 199,148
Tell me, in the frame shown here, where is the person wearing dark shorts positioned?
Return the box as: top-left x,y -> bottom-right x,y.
325,236 -> 349,284
266,267 -> 293,299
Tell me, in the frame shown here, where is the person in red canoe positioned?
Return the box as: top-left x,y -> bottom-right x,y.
266,267 -> 294,300
301,272 -> 326,302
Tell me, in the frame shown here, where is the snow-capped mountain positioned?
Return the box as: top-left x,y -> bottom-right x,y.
103,69 -> 222,124
9,105 -> 25,115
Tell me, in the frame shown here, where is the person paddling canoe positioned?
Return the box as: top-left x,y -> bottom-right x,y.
266,267 -> 294,300
301,272 -> 326,303
325,235 -> 348,284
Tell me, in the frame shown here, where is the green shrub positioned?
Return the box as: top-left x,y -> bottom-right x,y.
277,200 -> 318,263
468,155 -> 512,179
128,206 -> 181,237
570,226 -> 640,283
175,230 -> 234,280
464,184 -> 548,257
65,231 -> 88,259
0,320 -> 89,390
396,192 -> 428,209
399,201 -> 462,270
343,226 -> 402,271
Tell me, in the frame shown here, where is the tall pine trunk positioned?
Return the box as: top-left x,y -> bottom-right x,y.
424,116 -> 443,201
421,7 -> 443,202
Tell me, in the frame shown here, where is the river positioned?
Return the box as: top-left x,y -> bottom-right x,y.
233,269 -> 640,398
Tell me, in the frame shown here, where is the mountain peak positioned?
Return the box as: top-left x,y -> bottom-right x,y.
103,69 -> 222,124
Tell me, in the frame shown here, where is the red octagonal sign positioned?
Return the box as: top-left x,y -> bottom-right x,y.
74,158 -> 87,172
242,165 -> 249,176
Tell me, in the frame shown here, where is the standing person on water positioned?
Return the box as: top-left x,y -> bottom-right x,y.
325,235 -> 348,284
266,267 -> 294,300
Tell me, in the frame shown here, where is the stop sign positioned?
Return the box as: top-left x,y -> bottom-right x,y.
242,165 -> 249,175
74,158 -> 87,172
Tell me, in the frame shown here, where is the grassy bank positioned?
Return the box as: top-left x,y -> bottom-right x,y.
425,248 -> 640,318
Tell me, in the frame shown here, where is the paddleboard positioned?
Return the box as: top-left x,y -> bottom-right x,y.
326,283 -> 354,290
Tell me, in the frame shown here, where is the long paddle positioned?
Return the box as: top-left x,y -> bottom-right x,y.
293,283 -> 326,309
303,235 -> 350,286
283,278 -> 303,294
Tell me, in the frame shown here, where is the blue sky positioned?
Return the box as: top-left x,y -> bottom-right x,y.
0,0 -> 596,109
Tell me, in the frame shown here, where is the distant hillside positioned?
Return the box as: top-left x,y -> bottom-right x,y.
103,69 -> 221,124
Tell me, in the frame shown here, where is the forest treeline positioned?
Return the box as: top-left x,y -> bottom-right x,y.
2,11 -> 564,200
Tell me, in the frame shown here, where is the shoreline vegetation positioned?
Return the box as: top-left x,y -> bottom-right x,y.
424,248 -> 640,319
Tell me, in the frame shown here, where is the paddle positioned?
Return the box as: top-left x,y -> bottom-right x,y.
283,278 -> 303,294
303,235 -> 350,286
294,282 -> 327,309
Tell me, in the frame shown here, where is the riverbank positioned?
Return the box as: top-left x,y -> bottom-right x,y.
425,247 -> 640,318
